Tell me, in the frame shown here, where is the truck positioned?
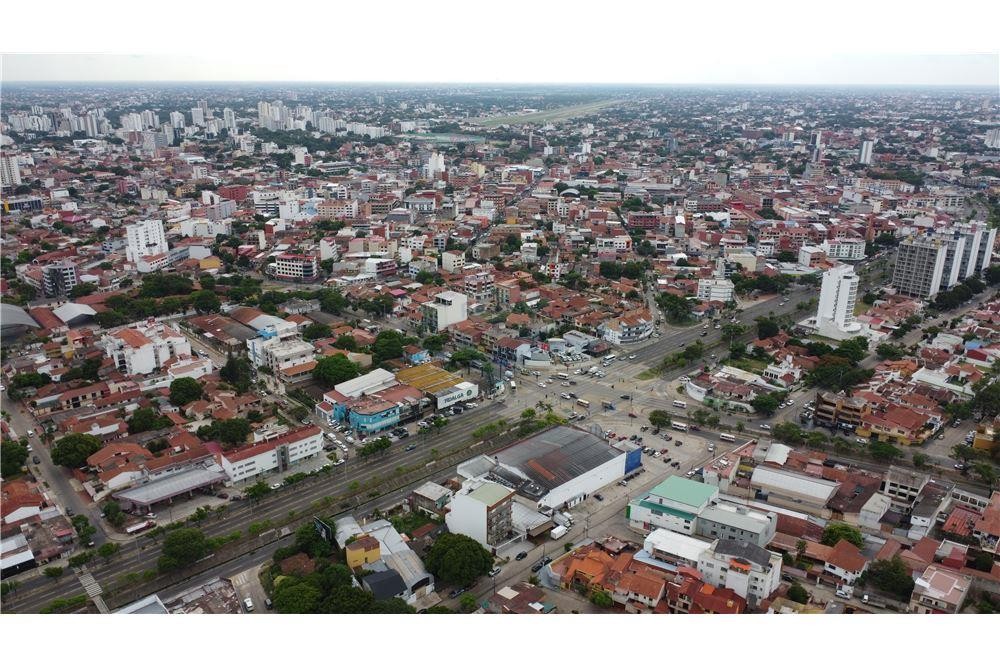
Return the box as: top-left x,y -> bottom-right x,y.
504,370 -> 514,379
553,511 -> 574,528
550,525 -> 569,539
588,366 -> 599,375
125,520 -> 156,535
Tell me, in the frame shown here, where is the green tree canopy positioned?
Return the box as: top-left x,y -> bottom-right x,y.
191,289 -> 221,314
169,377 -> 203,407
751,393 -> 781,416
302,323 -> 332,341
1,440 -> 30,477
821,523 -> 864,549
372,330 -> 407,364
158,528 -> 211,572
128,407 -> 172,434
787,582 -> 809,604
197,418 -> 252,447
423,533 -> 494,587
334,334 -> 358,351
648,410 -> 672,429
51,433 -> 102,468
867,556 -> 915,598
313,353 -> 361,388
272,580 -> 323,614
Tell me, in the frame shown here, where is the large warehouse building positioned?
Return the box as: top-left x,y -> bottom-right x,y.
456,425 -> 642,513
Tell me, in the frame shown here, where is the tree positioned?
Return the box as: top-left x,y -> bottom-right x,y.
302,323 -> 332,341
422,334 -> 448,353
321,585 -> 375,614
756,317 -> 780,339
169,377 -> 203,407
95,541 -> 120,561
220,353 -> 253,394
198,418 -> 252,447
459,593 -> 478,612
158,528 -> 211,572
648,410 -> 672,429
313,354 -> 361,388
787,582 -> 809,604
334,334 -> 358,351
1,440 -> 29,477
371,597 -> 416,614
972,381 -> 1000,420
972,462 -> 998,492
590,590 -> 614,608
772,422 -> 804,444
751,393 -> 781,416
128,407 -> 171,434
875,343 -> 905,361
44,566 -> 64,579
912,452 -> 929,469
656,293 -> 693,324
191,290 -> 221,314
869,440 -> 902,463
821,523 -> 865,549
51,433 -> 102,468
423,533 -> 493,587
867,556 -> 915,598
69,282 -> 97,298
272,580 -> 322,614
102,501 -> 126,528
372,330 -> 406,364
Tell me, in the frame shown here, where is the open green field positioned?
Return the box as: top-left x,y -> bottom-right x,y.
473,99 -> 621,127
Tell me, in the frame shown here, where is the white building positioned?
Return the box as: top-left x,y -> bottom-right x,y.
125,219 -> 168,262
814,264 -> 862,341
445,480 -> 515,550
858,139 -> 874,165
986,128 -> 1000,150
441,251 -> 465,274
218,426 -> 324,484
1,155 -> 22,187
892,235 -> 948,299
820,238 -> 866,261
102,322 -> 192,376
598,310 -> 654,345
421,290 -> 468,332
696,278 -> 735,303
628,476 -> 719,535
178,217 -> 231,238
697,539 -> 782,609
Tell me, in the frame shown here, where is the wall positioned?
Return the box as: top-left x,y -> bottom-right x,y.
539,453 -> 626,510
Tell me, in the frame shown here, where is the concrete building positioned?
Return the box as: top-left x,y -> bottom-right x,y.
272,253 -> 318,282
441,250 -> 465,274
820,238 -> 866,261
445,480 -> 515,551
909,565 -> 972,614
814,264 -> 862,340
694,501 -> 778,548
696,278 -> 735,303
934,232 -> 967,290
749,467 -> 840,515
216,426 -> 323,484
102,322 -> 192,376
858,139 -> 874,165
891,235 -> 948,299
697,539 -> 782,609
1,154 -> 22,187
421,290 -> 468,332
628,476 -> 719,535
125,219 -> 168,262
42,261 -> 78,298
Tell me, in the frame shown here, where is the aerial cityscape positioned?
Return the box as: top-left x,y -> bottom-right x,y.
1,41 -> 1000,630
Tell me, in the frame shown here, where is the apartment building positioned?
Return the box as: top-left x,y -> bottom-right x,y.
272,253 -> 318,282
217,426 -> 324,484
696,278 -> 735,303
445,480 -> 515,552
891,235 -> 948,299
694,501 -> 778,548
441,250 -> 465,274
125,219 -> 168,262
697,539 -> 782,609
102,322 -> 192,376
820,238 -> 866,261
813,391 -> 867,430
909,565 -> 971,614
421,290 -> 468,332
42,261 -> 78,298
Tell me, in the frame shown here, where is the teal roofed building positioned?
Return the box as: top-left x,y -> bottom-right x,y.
627,475 -> 719,536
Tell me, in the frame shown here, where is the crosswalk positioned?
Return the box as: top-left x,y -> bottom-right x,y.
76,568 -> 110,613
230,571 -> 250,587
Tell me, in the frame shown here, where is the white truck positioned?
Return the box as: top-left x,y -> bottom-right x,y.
550,525 -> 569,540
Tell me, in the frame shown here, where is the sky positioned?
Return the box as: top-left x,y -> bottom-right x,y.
2,1 -> 998,86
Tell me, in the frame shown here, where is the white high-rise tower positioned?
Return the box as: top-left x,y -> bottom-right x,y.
814,264 -> 862,340
125,219 -> 168,262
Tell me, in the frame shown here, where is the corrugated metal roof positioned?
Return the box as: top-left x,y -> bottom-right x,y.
751,466 -> 840,504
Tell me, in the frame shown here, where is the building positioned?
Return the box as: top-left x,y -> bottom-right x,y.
953,221 -> 997,278
42,261 -> 78,298
697,539 -> 782,608
909,565 -> 971,614
441,250 -> 465,274
272,253 -> 318,282
335,516 -> 436,605
694,501 -> 778,548
125,219 -> 168,262
421,290 -> 468,332
822,539 -> 868,585
749,467 -> 840,514
696,278 -> 735,303
101,321 -> 192,376
858,139 -> 874,165
643,529 -> 712,568
628,476 -> 719,535
813,391 -> 867,430
445,480 -> 515,551
216,426 -> 323,484
598,310 -> 654,345
891,235 -> 948,299
813,264 -> 862,340
1,154 -> 22,187
986,127 -> 1000,150
409,481 -> 453,518
820,238 -> 866,261
394,363 -> 478,410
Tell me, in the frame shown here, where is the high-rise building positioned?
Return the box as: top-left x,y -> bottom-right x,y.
815,264 -> 862,339
191,107 -> 205,126
892,235 -> 948,299
169,111 -> 186,129
125,219 -> 168,262
1,155 -> 22,187
986,128 -> 1000,149
43,261 -> 78,297
858,139 -> 874,165
223,107 -> 237,131
935,232 -> 967,289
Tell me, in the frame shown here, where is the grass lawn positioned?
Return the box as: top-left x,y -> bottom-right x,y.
635,368 -> 660,380
389,512 -> 440,536
474,100 -> 620,127
854,300 -> 874,315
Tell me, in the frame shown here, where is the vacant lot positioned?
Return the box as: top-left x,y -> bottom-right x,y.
473,99 -> 620,127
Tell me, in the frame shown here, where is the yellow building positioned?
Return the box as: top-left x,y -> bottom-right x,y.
973,419 -> 998,452
344,534 -> 381,569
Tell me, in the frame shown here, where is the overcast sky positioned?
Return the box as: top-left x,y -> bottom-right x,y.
2,1 -> 998,86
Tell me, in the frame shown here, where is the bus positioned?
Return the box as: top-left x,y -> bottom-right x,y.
601,400 -> 615,410
672,400 -> 687,409
576,399 -> 591,408
125,520 -> 156,535
671,421 -> 688,432
557,372 -> 569,380
604,354 -> 617,362
719,433 -> 737,442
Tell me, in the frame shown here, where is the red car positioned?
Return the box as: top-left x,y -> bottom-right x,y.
628,412 -> 638,418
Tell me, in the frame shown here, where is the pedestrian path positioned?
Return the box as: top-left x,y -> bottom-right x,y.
77,567 -> 110,614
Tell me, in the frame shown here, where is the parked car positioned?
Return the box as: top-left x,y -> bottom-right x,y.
32,455 -> 41,464
270,483 -> 282,490
405,444 -> 417,451
489,566 -> 502,577
515,551 -> 529,561
594,493 -> 604,501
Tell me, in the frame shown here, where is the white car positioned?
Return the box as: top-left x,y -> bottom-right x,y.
538,382 -> 546,388
787,399 -> 795,405
339,444 -> 349,453
465,402 -> 478,408
760,424 -> 771,431
560,393 -> 571,400
26,430 -> 35,437
628,354 -> 637,360
346,436 -> 355,444
333,459 -> 345,467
